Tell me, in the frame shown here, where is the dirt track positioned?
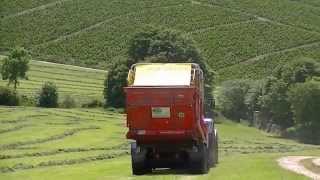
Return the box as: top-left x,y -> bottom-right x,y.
278,156 -> 320,179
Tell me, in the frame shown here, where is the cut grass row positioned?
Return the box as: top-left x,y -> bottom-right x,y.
0,106 -> 319,179
0,58 -> 106,104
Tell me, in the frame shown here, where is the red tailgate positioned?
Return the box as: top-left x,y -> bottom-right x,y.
125,87 -> 196,140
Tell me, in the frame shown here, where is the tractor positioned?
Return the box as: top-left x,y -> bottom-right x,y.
124,63 -> 218,175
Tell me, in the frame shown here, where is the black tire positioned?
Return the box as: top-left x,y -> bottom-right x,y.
214,134 -> 219,164
131,143 -> 149,175
191,143 -> 209,174
208,133 -> 215,167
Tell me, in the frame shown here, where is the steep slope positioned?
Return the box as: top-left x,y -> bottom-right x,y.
1,0 -> 320,81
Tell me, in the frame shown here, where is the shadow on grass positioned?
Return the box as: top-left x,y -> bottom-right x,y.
143,167 -> 214,176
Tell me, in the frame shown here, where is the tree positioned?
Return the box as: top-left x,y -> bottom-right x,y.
217,79 -> 252,121
274,58 -> 320,85
1,47 -> 30,90
288,81 -> 320,144
104,57 -> 128,107
259,77 -> 293,128
128,27 -> 214,83
38,82 -> 58,108
105,26 -> 214,107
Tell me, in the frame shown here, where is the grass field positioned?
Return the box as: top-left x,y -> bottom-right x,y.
0,106 -> 319,180
0,56 -> 106,105
1,0 -> 320,81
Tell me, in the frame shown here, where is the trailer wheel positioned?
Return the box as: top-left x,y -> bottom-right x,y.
191,143 -> 209,174
131,142 -> 150,175
213,133 -> 219,164
208,133 -> 215,167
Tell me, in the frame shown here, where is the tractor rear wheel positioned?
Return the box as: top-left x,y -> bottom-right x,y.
191,143 -> 209,174
208,133 -> 215,167
131,142 -> 150,175
213,133 -> 219,164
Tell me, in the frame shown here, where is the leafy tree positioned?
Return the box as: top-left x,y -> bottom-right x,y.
104,57 -> 129,107
38,82 -> 58,108
1,47 -> 30,89
217,79 -> 252,121
288,81 -> 320,144
105,27 -> 214,108
128,27 -> 214,83
274,58 -> 320,85
259,77 -> 293,128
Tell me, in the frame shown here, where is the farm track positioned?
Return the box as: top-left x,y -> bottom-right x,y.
278,156 -> 320,179
34,3 -> 184,47
2,0 -> 73,20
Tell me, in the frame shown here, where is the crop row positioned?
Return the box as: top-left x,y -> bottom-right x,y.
0,0 -> 185,47
192,20 -> 320,70
199,0 -> 320,33
1,0 -> 57,17
33,3 -> 253,68
217,42 -> 320,82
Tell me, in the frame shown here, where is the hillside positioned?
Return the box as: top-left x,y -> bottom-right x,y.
0,106 -> 319,179
0,56 -> 106,104
1,0 -> 320,81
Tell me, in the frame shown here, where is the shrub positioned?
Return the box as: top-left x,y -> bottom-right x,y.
288,81 -> 320,144
217,79 -> 252,121
61,95 -> 76,108
19,95 -> 36,106
38,82 -> 58,108
0,86 -> 19,106
82,99 -> 103,108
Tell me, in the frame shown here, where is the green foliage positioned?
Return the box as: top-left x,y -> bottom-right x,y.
0,86 -> 19,106
38,82 -> 58,108
61,95 -> 76,108
128,27 -> 214,83
288,82 -> 320,144
0,47 -> 30,89
104,57 -> 128,107
274,58 -> 320,84
106,27 -> 212,107
259,77 -> 293,128
217,79 -> 252,121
